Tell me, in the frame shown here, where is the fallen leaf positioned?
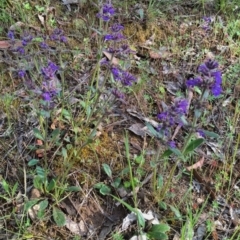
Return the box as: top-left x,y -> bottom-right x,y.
0,41 -> 11,49
38,14 -> 45,26
186,157 -> 204,171
65,217 -> 87,236
103,51 -> 119,65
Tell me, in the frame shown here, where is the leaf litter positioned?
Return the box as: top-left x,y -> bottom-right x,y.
0,0 -> 239,239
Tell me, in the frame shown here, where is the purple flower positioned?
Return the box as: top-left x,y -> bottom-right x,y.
16,47 -> 25,55
111,67 -> 136,86
121,72 -> 136,86
39,41 -> 49,49
175,99 -> 188,114
104,33 -> 125,41
111,67 -> 121,80
112,89 -> 124,99
97,3 -> 115,21
157,99 -> 188,128
50,28 -> 67,43
168,141 -> 176,148
18,70 -> 26,78
186,78 -> 202,88
198,59 -> 219,76
110,23 -> 124,32
60,35 -> 67,43
41,61 -> 59,80
211,82 -> 222,96
187,59 -> 222,97
197,129 -> 205,137
21,33 -> 33,46
7,30 -> 15,40
42,92 -> 51,101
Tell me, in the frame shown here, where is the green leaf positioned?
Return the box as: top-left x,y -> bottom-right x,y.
148,231 -> 168,240
12,182 -> 18,196
62,109 -> 71,120
65,186 -> 81,192
61,147 -> 67,160
52,207 -> 66,227
99,185 -> 111,195
37,210 -> 45,219
33,176 -> 44,190
169,205 -> 182,221
46,179 -> 56,192
28,159 -> 39,166
168,147 -> 185,160
183,138 -> 204,155
24,199 -> 39,211
136,209 -> 145,228
36,166 -> 46,179
1,179 -> 9,193
39,199 -> 48,211
33,128 -> 44,141
157,175 -> 164,189
146,122 -> 164,139
111,177 -> 121,188
158,201 -> 167,210
148,224 -> 170,239
102,163 -> 112,178
201,130 -> 219,138
150,223 -> 170,233
161,149 -> 173,158
50,128 -> 60,141
94,183 -> 111,195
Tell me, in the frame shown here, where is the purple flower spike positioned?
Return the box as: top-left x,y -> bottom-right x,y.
16,47 -> 25,55
21,33 -> 33,46
198,59 -> 219,76
42,92 -> 51,101
211,82 -> 222,96
175,99 -> 188,114
111,67 -> 121,80
121,72 -> 136,86
41,61 -> 59,80
40,41 -> 49,49
104,33 -> 125,41
18,70 -> 26,78
97,3 -> 115,21
7,30 -> 15,40
112,89 -> 124,99
186,78 -> 202,88
168,141 -> 176,148
110,23 -> 124,33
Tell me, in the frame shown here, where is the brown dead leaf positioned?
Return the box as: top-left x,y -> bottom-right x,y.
0,41 -> 11,49
103,51 -> 119,65
65,217 -> 87,236
186,157 -> 204,171
38,14 -> 46,26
